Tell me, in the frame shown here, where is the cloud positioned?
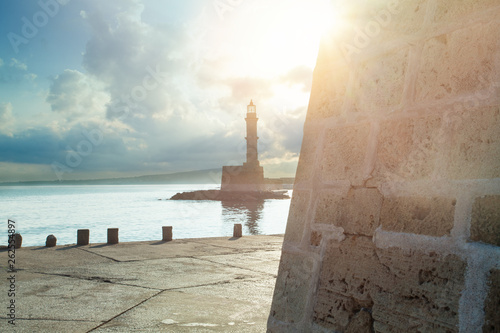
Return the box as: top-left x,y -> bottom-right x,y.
0,57 -> 36,84
80,0 -> 188,122
1,0 -> 309,181
0,162 -> 55,182
0,128 -> 63,164
9,58 -> 27,71
0,125 -> 128,175
280,65 -> 313,92
0,102 -> 15,136
46,69 -> 109,121
225,77 -> 274,102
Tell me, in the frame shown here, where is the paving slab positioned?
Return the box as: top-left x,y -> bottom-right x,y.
188,235 -> 284,252
1,319 -> 99,333
42,256 -> 266,290
0,271 -> 157,332
94,288 -> 270,332
194,250 -> 282,276
84,239 -> 240,262
0,235 -> 283,332
13,245 -> 113,271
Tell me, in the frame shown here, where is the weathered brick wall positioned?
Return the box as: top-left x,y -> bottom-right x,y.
269,0 -> 500,332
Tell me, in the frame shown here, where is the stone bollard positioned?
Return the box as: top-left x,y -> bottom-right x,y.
77,229 -> 89,245
107,228 -> 119,244
12,233 -> 22,249
46,234 -> 57,247
162,226 -> 173,242
233,224 -> 242,238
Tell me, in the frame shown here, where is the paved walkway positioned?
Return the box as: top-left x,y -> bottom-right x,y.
1,235 -> 283,332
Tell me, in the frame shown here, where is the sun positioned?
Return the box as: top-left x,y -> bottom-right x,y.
244,0 -> 337,75
260,0 -> 338,72
208,0 -> 340,79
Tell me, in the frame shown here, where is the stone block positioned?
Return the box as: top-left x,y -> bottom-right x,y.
380,196 -> 456,236
283,191 -> 311,245
440,106 -> 500,180
379,0 -> 428,39
416,21 -> 500,103
314,188 -> 382,236
295,127 -> 321,184
372,247 -> 466,333
321,123 -> 371,186
433,0 -> 500,24
470,195 -> 500,246
369,115 -> 441,184
483,269 -> 500,332
334,0 -> 427,63
351,47 -> 408,113
313,237 -> 376,331
312,236 -> 466,332
307,30 -> 350,120
270,251 -> 316,324
306,60 -> 349,120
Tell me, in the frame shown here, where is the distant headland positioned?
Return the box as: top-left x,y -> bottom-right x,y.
0,169 -> 294,187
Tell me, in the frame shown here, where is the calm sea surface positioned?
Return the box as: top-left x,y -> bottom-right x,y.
1,184 -> 292,247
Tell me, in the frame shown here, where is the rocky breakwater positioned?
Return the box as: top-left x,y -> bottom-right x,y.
170,190 -> 290,201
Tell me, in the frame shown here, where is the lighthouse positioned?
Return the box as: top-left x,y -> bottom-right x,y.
221,100 -> 265,191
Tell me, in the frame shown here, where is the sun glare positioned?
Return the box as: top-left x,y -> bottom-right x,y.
213,0 -> 338,79
253,0 -> 337,75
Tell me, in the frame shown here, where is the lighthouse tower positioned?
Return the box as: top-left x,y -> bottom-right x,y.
221,100 -> 265,191
244,100 -> 259,168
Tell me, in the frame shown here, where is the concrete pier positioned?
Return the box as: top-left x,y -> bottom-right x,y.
0,234 -> 283,332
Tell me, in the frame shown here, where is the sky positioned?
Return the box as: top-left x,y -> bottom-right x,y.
0,0 -> 334,182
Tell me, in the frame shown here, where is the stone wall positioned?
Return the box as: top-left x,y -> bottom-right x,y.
269,0 -> 500,332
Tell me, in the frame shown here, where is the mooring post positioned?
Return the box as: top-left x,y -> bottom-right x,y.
46,234 -> 57,247
13,233 -> 22,249
77,229 -> 89,245
162,226 -> 173,241
233,223 -> 242,238
107,228 -> 119,244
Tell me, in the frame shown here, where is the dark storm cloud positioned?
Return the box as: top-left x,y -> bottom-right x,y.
0,128 -> 64,164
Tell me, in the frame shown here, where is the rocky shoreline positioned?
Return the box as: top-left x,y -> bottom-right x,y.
169,190 -> 290,201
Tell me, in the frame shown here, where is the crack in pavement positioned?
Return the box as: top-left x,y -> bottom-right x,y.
86,289 -> 165,333
76,247 -> 121,262
31,271 -> 162,291
187,255 -> 278,277
189,239 -> 282,253
85,279 -> 250,332
0,317 -> 98,323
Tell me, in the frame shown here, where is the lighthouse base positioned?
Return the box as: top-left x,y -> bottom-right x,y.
221,165 -> 264,192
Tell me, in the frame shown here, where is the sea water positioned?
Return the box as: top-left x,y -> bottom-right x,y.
1,184 -> 291,247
